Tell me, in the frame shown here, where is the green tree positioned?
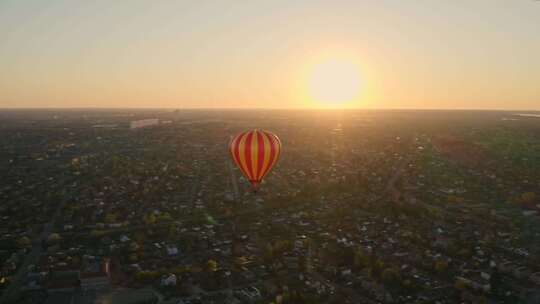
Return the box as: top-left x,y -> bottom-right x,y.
16,236 -> 31,249
434,260 -> 449,273
47,233 -> 61,245
159,212 -> 172,222
105,213 -> 117,223
143,213 -> 157,225
129,241 -> 140,252
519,192 -> 537,205
354,247 -> 369,269
372,259 -> 384,279
135,271 -> 160,284
381,268 -> 400,288
207,259 -> 218,272
454,278 -> 467,291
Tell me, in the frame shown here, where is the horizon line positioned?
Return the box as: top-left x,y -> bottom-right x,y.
0,107 -> 539,112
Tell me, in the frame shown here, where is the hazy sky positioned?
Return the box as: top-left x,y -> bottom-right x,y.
1,0 -> 539,109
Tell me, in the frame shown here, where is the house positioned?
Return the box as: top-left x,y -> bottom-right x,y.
166,245 -> 179,256
235,286 -> 262,303
161,273 -> 177,287
522,210 -> 537,217
513,266 -> 531,280
340,268 -> 352,277
530,272 -> 540,285
22,272 -> 43,290
63,225 -> 73,231
81,257 -> 110,290
498,261 -> 517,274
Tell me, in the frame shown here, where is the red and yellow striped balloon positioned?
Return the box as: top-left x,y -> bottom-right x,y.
229,129 -> 281,188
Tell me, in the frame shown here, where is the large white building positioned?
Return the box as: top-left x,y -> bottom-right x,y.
130,118 -> 159,129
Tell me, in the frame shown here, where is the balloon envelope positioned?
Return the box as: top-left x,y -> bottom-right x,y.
229,129 -> 281,188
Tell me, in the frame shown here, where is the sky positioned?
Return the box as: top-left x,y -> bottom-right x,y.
0,0 -> 539,109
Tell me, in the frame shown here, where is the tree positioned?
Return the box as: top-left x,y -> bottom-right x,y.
519,192 -> 537,205
381,268 -> 400,288
457,248 -> 472,258
477,295 -> 488,304
105,213 -> 117,223
90,230 -> 107,238
167,223 -> 178,240
372,259 -> 384,279
133,230 -> 147,244
490,269 -> 501,295
273,240 -> 292,255
129,241 -> 140,252
454,278 -> 467,291
47,233 -> 61,245
16,236 -> 31,249
354,248 -> 369,270
158,212 -> 172,222
434,260 -> 449,273
135,271 -> 160,284
71,256 -> 81,267
207,259 -> 218,272
143,213 -> 156,225
402,279 -> 420,292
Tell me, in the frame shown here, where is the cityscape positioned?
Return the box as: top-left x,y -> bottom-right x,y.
1,1 -> 539,303
0,109 -> 539,304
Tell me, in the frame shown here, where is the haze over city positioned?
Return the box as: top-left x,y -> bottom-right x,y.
1,2 -> 540,304
1,0 -> 539,109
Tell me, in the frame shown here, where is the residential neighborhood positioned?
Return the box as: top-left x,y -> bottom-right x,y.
1,109 -> 540,304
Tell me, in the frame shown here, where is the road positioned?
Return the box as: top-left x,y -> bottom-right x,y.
188,163 -> 202,204
0,178 -> 73,304
372,136 -> 416,204
159,279 -> 264,303
227,159 -> 240,200
307,137 -> 416,304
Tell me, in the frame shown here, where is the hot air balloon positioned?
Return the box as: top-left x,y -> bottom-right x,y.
229,129 -> 281,189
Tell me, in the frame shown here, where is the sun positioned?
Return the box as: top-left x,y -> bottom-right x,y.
307,58 -> 362,107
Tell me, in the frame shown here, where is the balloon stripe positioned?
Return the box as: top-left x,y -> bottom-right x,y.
261,131 -> 276,179
244,131 -> 254,181
230,134 -> 242,168
269,132 -> 280,171
233,132 -> 245,169
252,130 -> 259,181
259,132 -> 273,180
263,134 -> 276,177
237,132 -> 250,179
256,131 -> 266,181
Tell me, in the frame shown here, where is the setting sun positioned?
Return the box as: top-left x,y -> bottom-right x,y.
307,58 -> 362,107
